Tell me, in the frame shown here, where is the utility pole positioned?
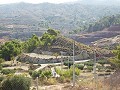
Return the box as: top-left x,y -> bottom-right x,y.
36,77 -> 39,90
68,57 -> 69,70
72,41 -> 75,87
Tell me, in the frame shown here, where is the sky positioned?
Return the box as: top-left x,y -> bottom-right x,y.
0,0 -> 78,4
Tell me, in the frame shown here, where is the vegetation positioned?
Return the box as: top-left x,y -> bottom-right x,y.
1,75 -> 31,90
84,61 -> 94,66
110,45 -> 120,68
64,61 -> 73,69
86,15 -> 120,32
0,40 -> 22,61
23,34 -> 41,52
29,69 -> 52,79
1,69 -> 15,75
40,28 -> 59,47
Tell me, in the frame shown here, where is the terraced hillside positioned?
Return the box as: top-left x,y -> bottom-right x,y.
74,25 -> 120,45
34,35 -> 112,59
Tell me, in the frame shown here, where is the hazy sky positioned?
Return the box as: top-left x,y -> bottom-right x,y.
0,0 -> 78,4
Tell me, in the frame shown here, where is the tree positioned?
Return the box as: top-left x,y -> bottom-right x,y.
40,29 -> 59,47
0,40 -> 22,61
23,34 -> 41,52
1,75 -> 31,90
110,45 -> 120,68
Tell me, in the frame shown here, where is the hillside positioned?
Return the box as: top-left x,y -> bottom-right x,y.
0,2 -> 120,35
92,35 -> 120,49
73,25 -> 120,45
33,34 -> 112,59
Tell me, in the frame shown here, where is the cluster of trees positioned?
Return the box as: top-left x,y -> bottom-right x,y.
110,45 -> 120,68
40,28 -> 60,47
0,29 -> 59,61
86,15 -> 120,32
23,34 -> 41,52
0,40 -> 22,61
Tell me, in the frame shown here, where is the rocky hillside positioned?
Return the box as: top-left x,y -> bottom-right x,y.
92,35 -> 120,49
73,25 -> 120,45
34,35 -> 112,59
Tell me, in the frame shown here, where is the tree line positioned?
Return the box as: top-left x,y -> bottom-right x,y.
0,29 -> 60,61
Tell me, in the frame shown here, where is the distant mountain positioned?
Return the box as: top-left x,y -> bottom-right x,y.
0,2 -> 120,35
76,0 -> 120,6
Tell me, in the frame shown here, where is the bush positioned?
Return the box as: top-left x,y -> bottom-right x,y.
41,70 -> 52,78
56,67 -> 80,78
97,60 -> 108,66
31,70 -> 41,79
1,69 -> 15,75
75,64 -> 84,70
0,76 -> 5,82
28,70 -> 33,76
87,66 -> 93,71
0,64 -> 2,70
1,75 -> 31,90
38,64 -> 41,66
45,78 -> 57,85
84,61 -> 94,66
64,61 -> 73,68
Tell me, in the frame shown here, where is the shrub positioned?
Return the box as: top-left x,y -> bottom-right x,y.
64,61 -> 73,68
41,70 -> 52,78
28,70 -> 33,76
87,66 -> 93,71
0,76 -> 4,82
0,64 -> 2,70
38,64 -> 41,66
84,61 -> 94,66
1,75 -> 31,90
45,78 -> 57,85
31,70 -> 41,79
75,64 -> 84,70
56,67 -> 80,78
1,69 -> 15,75
97,60 -> 108,66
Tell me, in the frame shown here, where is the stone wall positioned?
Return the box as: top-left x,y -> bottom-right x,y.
17,53 -> 67,64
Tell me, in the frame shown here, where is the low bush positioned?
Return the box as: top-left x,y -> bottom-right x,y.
84,61 -> 94,66
1,69 -> 15,75
97,60 -> 108,66
75,64 -> 84,70
0,64 -> 2,70
64,61 -> 73,68
0,76 -> 5,82
31,70 -> 42,79
45,78 -> 57,85
1,75 -> 31,90
56,67 -> 80,78
87,66 -> 93,71
41,70 -> 52,78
